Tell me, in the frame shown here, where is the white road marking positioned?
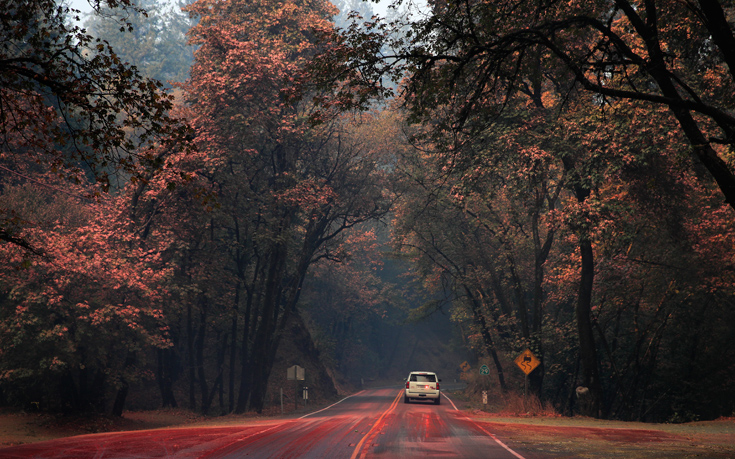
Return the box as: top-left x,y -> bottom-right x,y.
442,392 -> 528,459
299,391 -> 365,419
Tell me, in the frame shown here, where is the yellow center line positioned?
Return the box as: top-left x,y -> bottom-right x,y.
350,390 -> 402,459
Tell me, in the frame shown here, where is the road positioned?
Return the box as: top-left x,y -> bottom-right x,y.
0,388 -> 533,459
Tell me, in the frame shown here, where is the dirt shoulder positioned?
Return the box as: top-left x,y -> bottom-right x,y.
1,407 -> 734,458
0,408 -> 211,447
465,412 -> 735,458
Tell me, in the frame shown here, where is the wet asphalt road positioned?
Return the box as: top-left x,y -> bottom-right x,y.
0,387 -> 535,459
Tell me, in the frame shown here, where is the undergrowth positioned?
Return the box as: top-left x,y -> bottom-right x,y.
459,370 -> 559,417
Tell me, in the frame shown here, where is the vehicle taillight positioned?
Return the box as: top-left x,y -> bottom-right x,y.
406,381 -> 410,389
436,382 -> 440,390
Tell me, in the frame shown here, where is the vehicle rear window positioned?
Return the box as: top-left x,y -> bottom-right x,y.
410,374 -> 436,382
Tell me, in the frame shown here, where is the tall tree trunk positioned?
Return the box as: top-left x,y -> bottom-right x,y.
203,340 -> 225,416
529,209 -> 555,397
248,245 -> 287,413
59,371 -> 80,413
196,304 -> 210,415
187,302 -> 196,410
464,286 -> 507,391
229,282 -> 240,413
112,352 -> 136,417
157,348 -> 178,408
507,258 -> 530,338
239,224 -> 318,413
236,244 -> 285,414
576,238 -> 602,417
235,271 -> 258,413
562,153 -> 603,418
111,382 -> 129,417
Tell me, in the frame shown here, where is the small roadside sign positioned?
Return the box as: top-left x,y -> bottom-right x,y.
287,365 -> 305,381
460,361 -> 471,372
479,364 -> 490,375
514,349 -> 540,375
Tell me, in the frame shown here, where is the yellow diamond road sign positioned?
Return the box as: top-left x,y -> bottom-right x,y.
514,349 -> 540,375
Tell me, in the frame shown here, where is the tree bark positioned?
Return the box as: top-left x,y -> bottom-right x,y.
235,270 -> 257,413
696,0 -> 735,81
464,286 -> 507,391
228,283 -> 240,413
562,152 -> 603,418
576,238 -> 602,417
616,0 -> 735,207
111,383 -> 129,417
196,305 -> 210,415
187,302 -> 196,410
157,348 -> 178,408
249,242 -> 288,413
111,352 -> 136,417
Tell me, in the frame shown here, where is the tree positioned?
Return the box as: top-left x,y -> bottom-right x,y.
332,0 -> 375,30
0,0 -> 195,415
300,227 -> 389,381
84,0 -> 196,85
547,97 -> 735,420
328,0 -> 735,208
1,0 -> 191,252
390,102 -> 567,396
112,0 -> 397,414
315,0 -> 735,418
298,111 -> 413,385
0,176 -> 172,414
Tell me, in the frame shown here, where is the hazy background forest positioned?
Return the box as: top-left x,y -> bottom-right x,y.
1,0 -> 734,424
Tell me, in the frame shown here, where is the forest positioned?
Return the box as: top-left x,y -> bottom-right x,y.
1,0 -> 734,423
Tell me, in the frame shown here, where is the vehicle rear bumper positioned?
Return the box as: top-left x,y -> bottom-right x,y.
405,390 -> 440,399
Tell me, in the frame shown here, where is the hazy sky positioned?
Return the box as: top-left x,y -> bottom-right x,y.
68,0 -> 93,14
67,0 -> 396,17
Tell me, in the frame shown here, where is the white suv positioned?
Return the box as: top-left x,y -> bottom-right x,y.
404,371 -> 441,404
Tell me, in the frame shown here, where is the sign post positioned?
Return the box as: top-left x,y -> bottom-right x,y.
514,349 -> 540,405
479,364 -> 490,406
287,365 -> 305,411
